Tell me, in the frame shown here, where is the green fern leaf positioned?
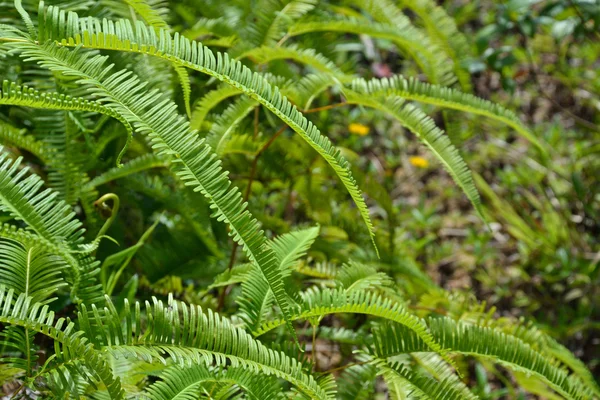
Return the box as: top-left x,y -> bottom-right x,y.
351,75 -> 547,153
10,37 -> 299,343
37,5 -> 378,255
344,92 -> 483,220
372,318 -> 594,400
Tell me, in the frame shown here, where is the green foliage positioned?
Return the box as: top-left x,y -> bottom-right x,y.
0,0 -> 597,398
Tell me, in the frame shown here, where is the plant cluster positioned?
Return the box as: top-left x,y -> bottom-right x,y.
0,0 -> 598,398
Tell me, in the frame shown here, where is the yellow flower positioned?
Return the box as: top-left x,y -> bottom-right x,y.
348,123 -> 370,136
409,156 -> 429,168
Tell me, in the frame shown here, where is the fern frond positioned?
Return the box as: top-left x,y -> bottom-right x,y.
0,120 -> 51,164
174,65 -> 193,118
144,364 -> 284,399
335,261 -> 393,292
0,239 -> 66,303
221,133 -> 264,156
84,154 -> 169,190
0,286 -> 125,399
237,226 -> 320,331
79,295 -> 332,399
12,37 -> 300,342
182,16 -> 237,41
284,73 -> 337,110
270,225 -> 320,273
190,84 -> 243,130
241,45 -> 351,82
206,95 -> 258,155
244,0 -> 317,48
0,149 -> 84,245
0,80 -> 134,165
288,17 -> 453,85
38,6 -> 378,254
372,319 -> 595,400
0,146 -> 104,306
545,339 -> 600,399
123,0 -> 192,118
344,92 -> 483,219
121,0 -> 169,29
0,326 -> 37,377
397,0 -> 472,91
372,358 -> 477,400
351,75 -> 546,152
337,360 -> 377,400
296,261 -> 338,280
254,287 -> 450,366
349,0 -> 469,90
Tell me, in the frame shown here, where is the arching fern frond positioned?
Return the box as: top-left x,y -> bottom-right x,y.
0,120 -> 51,164
351,75 -> 546,152
144,364 -> 284,400
0,149 -> 84,245
190,84 -> 243,130
37,5 -> 378,254
78,295 -> 333,399
240,45 -> 351,82
254,287 -> 451,368
344,92 -> 483,219
396,0 -> 472,91
8,39 -> 299,342
0,286 -> 125,399
372,319 -> 594,400
288,17 -> 453,86
84,153 -> 169,190
0,80 -> 134,166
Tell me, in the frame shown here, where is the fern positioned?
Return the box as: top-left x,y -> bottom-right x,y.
0,1 -> 595,398
240,45 -> 351,82
190,84 -> 242,130
36,4 -> 378,252
372,318 -> 595,400
288,16 -> 454,85
344,91 -> 483,218
351,75 -> 547,152
79,294 -> 333,399
0,149 -> 84,246
0,120 -> 51,164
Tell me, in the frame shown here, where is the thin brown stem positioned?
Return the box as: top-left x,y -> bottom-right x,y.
253,107 -> 260,139
319,360 -> 371,375
216,124 -> 288,311
311,324 -> 317,371
302,102 -> 347,114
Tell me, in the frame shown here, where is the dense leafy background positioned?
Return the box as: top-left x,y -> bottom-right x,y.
0,0 -> 598,398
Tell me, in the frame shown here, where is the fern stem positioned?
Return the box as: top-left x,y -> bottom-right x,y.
311,323 -> 317,371
217,124 -> 288,311
302,102 -> 347,114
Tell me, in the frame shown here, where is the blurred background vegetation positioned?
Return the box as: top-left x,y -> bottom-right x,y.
384,0 -> 600,380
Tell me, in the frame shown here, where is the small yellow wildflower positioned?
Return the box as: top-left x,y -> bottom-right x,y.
409,156 -> 429,168
348,123 -> 370,136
